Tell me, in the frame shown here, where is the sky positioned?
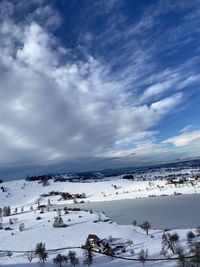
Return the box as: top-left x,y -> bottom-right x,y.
0,0 -> 200,179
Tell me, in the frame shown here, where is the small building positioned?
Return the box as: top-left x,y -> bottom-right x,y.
86,234 -> 111,253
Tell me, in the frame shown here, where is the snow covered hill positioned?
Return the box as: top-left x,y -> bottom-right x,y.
1,172 -> 200,210
1,169 -> 200,266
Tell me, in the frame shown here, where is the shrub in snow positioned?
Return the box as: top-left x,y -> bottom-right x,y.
3,206 -> 11,216
57,209 -> 61,216
4,227 -> 12,230
7,251 -> 13,257
64,207 -> 68,214
127,240 -> 133,246
121,246 -> 126,253
36,216 -> 42,220
53,216 -> 67,227
19,222 -> 25,231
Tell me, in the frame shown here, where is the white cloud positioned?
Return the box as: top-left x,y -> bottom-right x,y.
0,0 -> 199,176
180,125 -> 193,133
163,130 -> 200,147
141,80 -> 174,101
0,12 -> 183,168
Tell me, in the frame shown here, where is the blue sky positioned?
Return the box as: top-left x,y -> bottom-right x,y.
0,0 -> 200,178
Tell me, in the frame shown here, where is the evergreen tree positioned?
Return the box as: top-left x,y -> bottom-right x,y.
35,242 -> 48,263
53,254 -> 68,267
68,251 -> 79,267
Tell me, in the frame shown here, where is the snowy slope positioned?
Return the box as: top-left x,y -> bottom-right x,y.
0,171 -> 200,266
0,205 -> 194,267
1,176 -> 200,210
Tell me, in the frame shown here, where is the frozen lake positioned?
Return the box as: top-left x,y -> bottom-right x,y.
68,194 -> 200,229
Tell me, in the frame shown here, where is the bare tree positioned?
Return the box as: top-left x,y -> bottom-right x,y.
25,250 -> 35,263
83,249 -> 94,266
176,245 -> 187,267
161,232 -> 180,256
139,248 -> 148,265
190,242 -> 200,266
141,221 -> 151,235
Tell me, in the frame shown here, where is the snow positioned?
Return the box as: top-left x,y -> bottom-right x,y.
0,207 -> 194,267
1,174 -> 200,210
0,167 -> 200,266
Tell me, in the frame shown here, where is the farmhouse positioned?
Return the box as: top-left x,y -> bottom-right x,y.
86,234 -> 111,253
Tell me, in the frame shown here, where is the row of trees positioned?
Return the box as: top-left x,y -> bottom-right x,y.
132,218 -> 200,266
7,236 -> 200,266
25,242 -> 92,266
161,231 -> 200,266
0,205 -> 27,217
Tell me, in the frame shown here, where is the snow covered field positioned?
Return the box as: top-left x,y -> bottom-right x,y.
0,204 -> 196,267
1,167 -> 200,266
1,168 -> 200,210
